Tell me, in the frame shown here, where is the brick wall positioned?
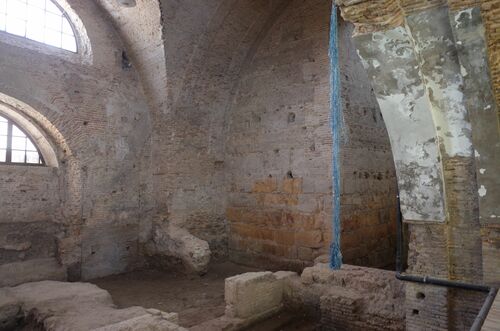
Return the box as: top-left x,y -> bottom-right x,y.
0,0 -> 153,281
226,0 -> 333,270
338,19 -> 398,269
226,1 -> 398,270
285,264 -> 405,331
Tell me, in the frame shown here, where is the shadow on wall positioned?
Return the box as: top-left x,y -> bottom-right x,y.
337,16 -> 400,270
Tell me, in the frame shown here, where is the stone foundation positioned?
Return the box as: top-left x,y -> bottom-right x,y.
0,281 -> 185,331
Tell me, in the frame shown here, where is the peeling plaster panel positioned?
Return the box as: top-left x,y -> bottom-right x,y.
407,7 -> 474,159
450,7 -> 500,224
354,27 -> 445,222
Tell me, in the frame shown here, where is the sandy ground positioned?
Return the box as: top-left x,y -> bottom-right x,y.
91,262 -> 259,328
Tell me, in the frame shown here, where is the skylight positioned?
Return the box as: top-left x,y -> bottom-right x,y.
0,0 -> 77,52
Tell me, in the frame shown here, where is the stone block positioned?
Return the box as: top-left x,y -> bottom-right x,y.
225,272 -> 284,319
282,178 -> 303,194
273,230 -> 295,246
252,178 -> 278,193
0,258 -> 66,287
147,224 -> 211,275
295,230 -> 323,248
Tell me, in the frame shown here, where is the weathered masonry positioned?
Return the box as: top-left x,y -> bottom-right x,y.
0,0 -> 498,330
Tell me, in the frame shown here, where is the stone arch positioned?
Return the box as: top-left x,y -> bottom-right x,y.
335,0 -> 500,328
0,92 -> 82,218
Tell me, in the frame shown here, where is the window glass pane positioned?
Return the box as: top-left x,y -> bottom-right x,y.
11,150 -> 25,162
7,0 -> 26,20
6,16 -> 26,37
0,0 -> 7,14
26,20 -> 44,42
61,16 -> 71,34
27,0 -> 45,9
1,116 -> 43,166
12,136 -> 26,150
12,125 -> 25,137
1,0 -> 76,52
45,0 -> 59,14
44,27 -> 60,47
26,151 -> 39,163
26,5 -> 44,26
28,0 -> 45,9
44,11 -> 61,31
0,135 -> 7,149
0,122 -> 7,134
0,13 -> 6,30
61,32 -> 75,51
26,138 -> 37,151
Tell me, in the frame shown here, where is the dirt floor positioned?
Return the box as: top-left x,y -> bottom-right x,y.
91,262 -> 259,328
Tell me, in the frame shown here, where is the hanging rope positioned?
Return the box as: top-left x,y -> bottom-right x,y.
329,2 -> 343,270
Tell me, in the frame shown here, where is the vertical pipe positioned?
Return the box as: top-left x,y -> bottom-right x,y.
329,3 -> 343,270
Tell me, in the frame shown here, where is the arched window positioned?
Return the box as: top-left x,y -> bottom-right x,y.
0,0 -> 77,52
0,114 -> 44,165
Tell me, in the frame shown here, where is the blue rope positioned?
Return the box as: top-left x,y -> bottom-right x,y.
329,3 -> 343,270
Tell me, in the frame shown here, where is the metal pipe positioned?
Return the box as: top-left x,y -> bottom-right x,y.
395,272 -> 491,293
470,287 -> 498,331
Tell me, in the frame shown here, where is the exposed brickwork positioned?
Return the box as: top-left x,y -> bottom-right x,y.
226,0 -> 333,270
0,0 -> 153,281
337,0 -> 404,34
226,0 -> 397,270
448,0 -> 481,10
339,20 -> 398,269
400,0 -> 446,13
448,289 -> 487,330
443,156 -> 483,282
480,1 -> 500,125
154,0 -> 295,260
286,264 -> 405,331
406,223 -> 449,278
405,283 -> 450,331
405,283 -> 486,331
482,226 -> 500,285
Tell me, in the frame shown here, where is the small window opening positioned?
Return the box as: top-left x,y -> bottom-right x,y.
0,114 -> 44,165
0,0 -> 77,52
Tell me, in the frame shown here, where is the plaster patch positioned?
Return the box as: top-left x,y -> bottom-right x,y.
115,137 -> 129,161
460,65 -> 467,76
478,185 -> 487,197
480,168 -> 486,174
457,8 -> 473,19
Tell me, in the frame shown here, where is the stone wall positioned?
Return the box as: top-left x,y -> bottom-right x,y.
226,0 -> 397,270
0,0 -> 153,282
286,263 -> 406,331
153,0 -> 296,260
338,19 -> 398,269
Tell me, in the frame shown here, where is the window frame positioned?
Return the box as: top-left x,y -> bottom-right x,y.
0,0 -> 78,53
0,115 -> 45,166
0,0 -> 92,65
